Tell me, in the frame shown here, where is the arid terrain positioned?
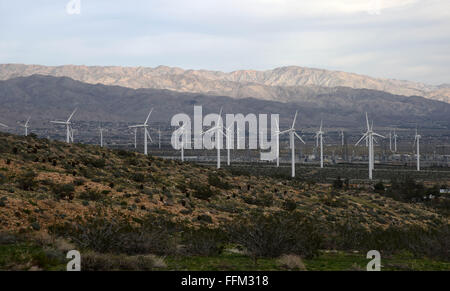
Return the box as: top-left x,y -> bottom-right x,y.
0,132 -> 448,271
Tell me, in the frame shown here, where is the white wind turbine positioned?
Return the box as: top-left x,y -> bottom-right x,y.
414,128 -> 421,171
21,117 -> 31,136
223,124 -> 234,166
279,111 -> 305,178
315,120 -> 325,168
50,109 -> 77,144
173,124 -> 189,162
129,109 -> 153,155
355,113 -> 385,180
202,108 -> 224,169
273,118 -> 281,167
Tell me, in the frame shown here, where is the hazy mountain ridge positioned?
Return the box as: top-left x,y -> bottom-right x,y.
0,75 -> 449,131
1,64 -> 449,104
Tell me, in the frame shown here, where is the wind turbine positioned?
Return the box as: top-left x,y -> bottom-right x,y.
223,124 -> 234,166
340,130 -> 345,146
414,128 -> 421,171
174,124 -> 188,162
273,118 -> 281,167
355,113 -> 385,180
279,111 -> 305,178
50,109 -> 77,144
315,120 -> 325,168
203,108 -> 223,169
21,117 -> 31,136
129,109 -> 153,155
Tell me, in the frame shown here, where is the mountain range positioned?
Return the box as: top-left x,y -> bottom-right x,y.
1,64 -> 449,104
0,75 -> 449,131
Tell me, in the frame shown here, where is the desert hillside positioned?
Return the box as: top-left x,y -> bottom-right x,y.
0,132 -> 449,271
0,132 -> 447,232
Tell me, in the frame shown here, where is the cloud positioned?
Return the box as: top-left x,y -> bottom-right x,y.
0,0 -> 449,84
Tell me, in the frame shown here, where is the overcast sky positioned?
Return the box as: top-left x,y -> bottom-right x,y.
0,0 -> 449,84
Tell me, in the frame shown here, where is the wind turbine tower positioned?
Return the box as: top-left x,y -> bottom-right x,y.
414,129 -> 421,171
99,126 -> 104,147
158,126 -> 161,149
393,130 -> 398,152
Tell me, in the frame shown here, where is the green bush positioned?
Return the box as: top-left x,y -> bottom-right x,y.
51,183 -> 75,200
208,173 -> 232,190
374,181 -> 385,193
283,199 -> 297,211
227,212 -> 322,262
79,190 -> 104,201
17,170 -> 37,191
50,217 -> 177,256
332,176 -> 343,189
182,227 -> 226,256
192,184 -> 214,200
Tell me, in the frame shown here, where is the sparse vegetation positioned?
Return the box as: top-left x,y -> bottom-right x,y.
0,132 -> 448,270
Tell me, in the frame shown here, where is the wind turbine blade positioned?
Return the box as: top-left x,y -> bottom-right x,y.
291,111 -> 298,129
373,137 -> 378,144
373,133 -> 385,139
146,131 -> 153,143
204,126 -> 218,135
144,108 -> 153,125
294,132 -> 306,144
50,121 -> 67,125
279,129 -> 291,135
0,123 -> 8,128
365,112 -> 370,130
355,134 -> 368,146
320,120 -> 323,131
25,117 -> 31,126
67,108 -> 77,123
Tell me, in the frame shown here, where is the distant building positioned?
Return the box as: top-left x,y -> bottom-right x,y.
440,189 -> 450,194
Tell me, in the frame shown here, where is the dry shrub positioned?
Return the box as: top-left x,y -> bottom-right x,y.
82,252 -> 166,271
277,254 -> 307,271
53,238 -> 76,252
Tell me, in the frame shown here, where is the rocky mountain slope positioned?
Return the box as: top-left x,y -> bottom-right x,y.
0,75 -> 449,131
1,64 -> 448,103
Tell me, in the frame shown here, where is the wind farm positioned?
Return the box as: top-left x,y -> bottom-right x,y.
0,84 -> 449,273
